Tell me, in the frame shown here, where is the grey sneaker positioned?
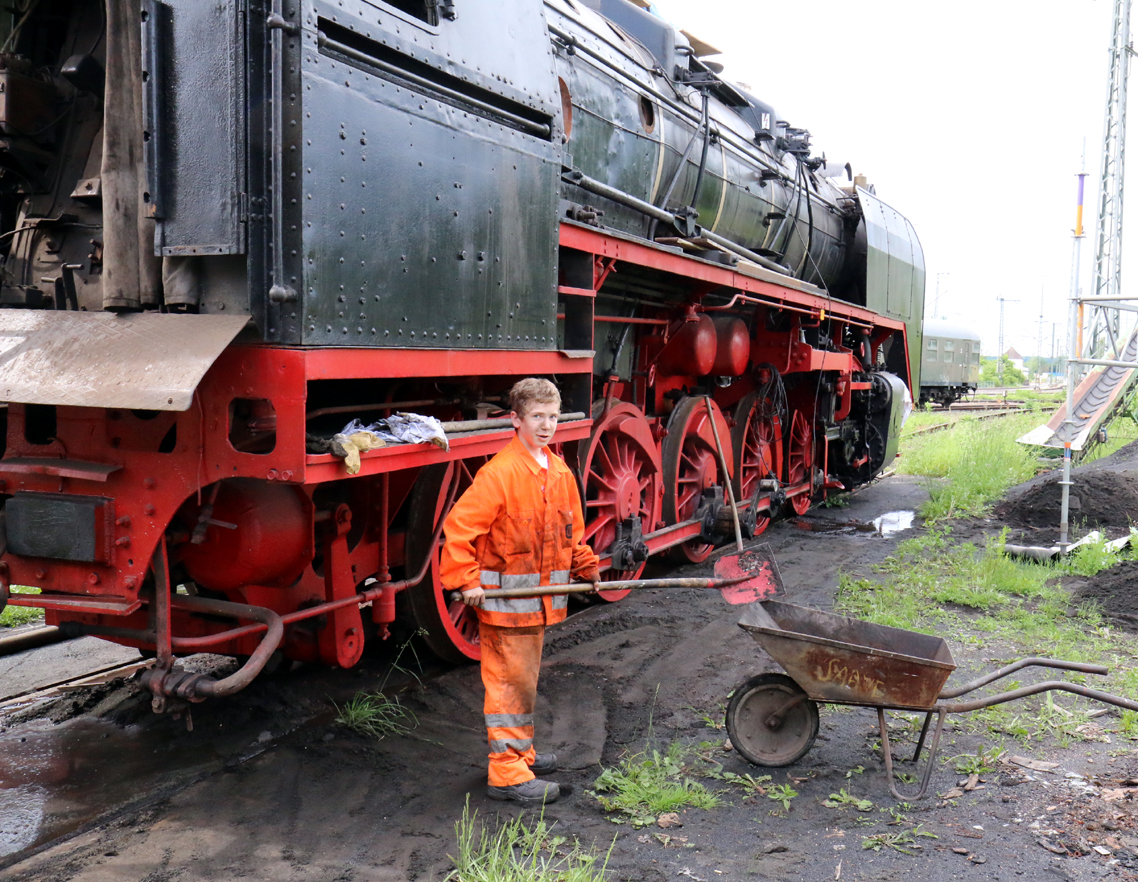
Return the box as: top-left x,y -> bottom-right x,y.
487,778 -> 560,804
529,753 -> 558,775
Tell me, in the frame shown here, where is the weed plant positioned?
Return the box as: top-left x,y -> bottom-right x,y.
591,742 -> 720,827
0,586 -> 43,628
447,798 -> 613,882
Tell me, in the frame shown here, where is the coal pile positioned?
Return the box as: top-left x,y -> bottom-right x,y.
995,470 -> 1138,531
1070,559 -> 1138,630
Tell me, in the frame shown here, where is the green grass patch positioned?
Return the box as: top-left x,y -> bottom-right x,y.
591,742 -> 721,827
1,586 -> 43,628
897,414 -> 1040,520
447,798 -> 613,882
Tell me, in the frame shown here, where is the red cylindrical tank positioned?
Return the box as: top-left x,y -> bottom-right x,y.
657,313 -> 717,377
711,316 -> 750,376
179,479 -> 313,593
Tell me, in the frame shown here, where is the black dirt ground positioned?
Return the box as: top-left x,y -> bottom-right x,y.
1,474 -> 1136,882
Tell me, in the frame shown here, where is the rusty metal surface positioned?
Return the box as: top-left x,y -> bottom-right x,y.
0,311 -> 248,411
739,600 -> 956,711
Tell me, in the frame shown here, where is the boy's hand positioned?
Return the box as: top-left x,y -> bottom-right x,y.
460,586 -> 485,608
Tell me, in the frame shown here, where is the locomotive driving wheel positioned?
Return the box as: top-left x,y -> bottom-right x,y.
577,402 -> 663,600
662,396 -> 733,563
731,392 -> 782,537
725,672 -> 820,767
785,409 -> 814,516
405,456 -> 488,663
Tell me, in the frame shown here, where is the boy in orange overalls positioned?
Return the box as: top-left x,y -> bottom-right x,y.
440,378 -> 600,804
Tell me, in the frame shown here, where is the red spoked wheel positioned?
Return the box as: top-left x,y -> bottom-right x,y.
785,410 -> 814,516
662,396 -> 733,563
731,392 -> 782,537
578,402 -> 663,601
405,456 -> 488,663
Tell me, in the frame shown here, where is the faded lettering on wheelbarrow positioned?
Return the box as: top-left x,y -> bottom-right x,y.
814,657 -> 886,699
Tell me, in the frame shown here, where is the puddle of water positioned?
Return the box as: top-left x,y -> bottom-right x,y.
794,511 -> 916,537
0,718 -> 224,860
872,510 -> 915,536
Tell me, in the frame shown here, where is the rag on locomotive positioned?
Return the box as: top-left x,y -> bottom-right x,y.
0,0 -> 923,709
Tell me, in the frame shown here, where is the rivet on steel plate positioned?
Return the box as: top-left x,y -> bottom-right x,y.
115,537 -> 131,547
35,569 -> 47,580
144,504 -> 156,515
144,477 -> 156,489
116,516 -> 132,527
88,573 -> 100,585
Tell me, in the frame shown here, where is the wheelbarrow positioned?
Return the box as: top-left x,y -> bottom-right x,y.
726,598 -> 1138,800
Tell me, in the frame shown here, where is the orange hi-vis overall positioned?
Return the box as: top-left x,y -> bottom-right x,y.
441,435 -> 600,786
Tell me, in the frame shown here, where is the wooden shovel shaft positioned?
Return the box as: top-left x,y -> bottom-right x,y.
453,575 -> 748,601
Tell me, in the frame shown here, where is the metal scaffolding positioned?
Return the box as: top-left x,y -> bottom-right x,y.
1061,0 -> 1138,547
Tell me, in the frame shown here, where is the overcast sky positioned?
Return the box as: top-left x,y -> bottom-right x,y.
647,0 -> 1120,359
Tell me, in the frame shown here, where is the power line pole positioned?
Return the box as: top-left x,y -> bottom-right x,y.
933,272 -> 949,318
997,295 -> 1019,384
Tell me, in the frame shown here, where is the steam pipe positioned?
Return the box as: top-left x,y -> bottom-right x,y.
563,170 -> 789,274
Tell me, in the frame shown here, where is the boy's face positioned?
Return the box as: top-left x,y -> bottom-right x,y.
511,399 -> 559,457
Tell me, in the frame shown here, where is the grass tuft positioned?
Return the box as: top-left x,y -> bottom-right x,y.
447,797 -> 613,882
333,691 -> 417,739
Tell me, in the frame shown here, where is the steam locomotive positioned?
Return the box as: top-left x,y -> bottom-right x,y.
0,0 -> 923,710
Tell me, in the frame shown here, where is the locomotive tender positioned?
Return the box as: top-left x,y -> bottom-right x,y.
0,0 -> 923,708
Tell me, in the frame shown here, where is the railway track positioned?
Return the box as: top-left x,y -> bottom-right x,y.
906,406 -> 1039,438
0,658 -> 150,715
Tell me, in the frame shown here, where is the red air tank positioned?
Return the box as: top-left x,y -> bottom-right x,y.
656,310 -> 717,377
712,316 -> 751,376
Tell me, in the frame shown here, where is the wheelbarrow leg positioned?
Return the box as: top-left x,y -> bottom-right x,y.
912,711 -> 934,763
878,706 -> 947,801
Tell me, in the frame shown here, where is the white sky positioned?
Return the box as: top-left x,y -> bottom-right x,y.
648,0 -> 1119,358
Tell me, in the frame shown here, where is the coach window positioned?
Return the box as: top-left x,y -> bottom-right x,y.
926,339 -> 938,362
942,340 -> 954,363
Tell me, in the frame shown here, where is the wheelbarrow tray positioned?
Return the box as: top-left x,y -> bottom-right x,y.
739,600 -> 957,711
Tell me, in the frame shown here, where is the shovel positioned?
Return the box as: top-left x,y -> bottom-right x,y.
450,543 -> 784,606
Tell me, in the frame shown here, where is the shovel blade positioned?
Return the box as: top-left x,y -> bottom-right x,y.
712,543 -> 785,604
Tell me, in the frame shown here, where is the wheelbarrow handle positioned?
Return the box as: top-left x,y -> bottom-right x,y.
938,656 -> 1109,699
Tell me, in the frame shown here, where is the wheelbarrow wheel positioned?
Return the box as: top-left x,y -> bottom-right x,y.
726,673 -> 819,767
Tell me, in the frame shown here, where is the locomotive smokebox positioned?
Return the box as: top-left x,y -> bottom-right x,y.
657,313 -> 717,377
179,480 -> 313,594
711,316 -> 751,376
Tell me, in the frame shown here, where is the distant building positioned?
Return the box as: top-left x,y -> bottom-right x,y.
1004,347 -> 1024,374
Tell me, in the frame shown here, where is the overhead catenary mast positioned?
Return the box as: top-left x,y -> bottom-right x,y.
1060,0 -> 1138,548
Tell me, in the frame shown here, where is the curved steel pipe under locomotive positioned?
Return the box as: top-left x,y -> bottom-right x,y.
0,0 -> 923,709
